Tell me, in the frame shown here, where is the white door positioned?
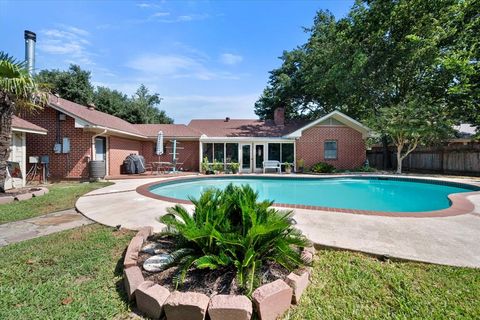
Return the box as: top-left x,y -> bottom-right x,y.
240,144 -> 252,173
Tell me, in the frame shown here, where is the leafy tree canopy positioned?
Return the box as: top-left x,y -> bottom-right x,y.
36,64 -> 173,124
255,0 -> 479,126
255,0 -> 479,172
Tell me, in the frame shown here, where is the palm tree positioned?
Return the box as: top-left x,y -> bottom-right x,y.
0,52 -> 47,192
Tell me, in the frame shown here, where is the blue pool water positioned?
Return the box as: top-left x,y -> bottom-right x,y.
149,177 -> 477,212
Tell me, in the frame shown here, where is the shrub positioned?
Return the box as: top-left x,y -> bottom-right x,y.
354,165 -> 376,172
201,156 -> 211,173
228,162 -> 240,173
212,160 -> 224,172
310,162 -> 335,173
158,184 -> 309,295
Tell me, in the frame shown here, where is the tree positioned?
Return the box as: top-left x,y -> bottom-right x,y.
37,64 -> 174,124
36,64 -> 94,106
130,84 -> 173,124
0,52 -> 47,192
255,0 -> 480,173
93,86 -> 132,120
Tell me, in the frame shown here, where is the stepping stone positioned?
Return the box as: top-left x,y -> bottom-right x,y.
141,243 -> 164,255
143,254 -> 172,272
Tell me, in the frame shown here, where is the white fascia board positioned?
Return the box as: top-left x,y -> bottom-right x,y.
285,110 -> 372,138
199,136 -> 295,143
74,118 -> 88,128
12,127 -> 47,135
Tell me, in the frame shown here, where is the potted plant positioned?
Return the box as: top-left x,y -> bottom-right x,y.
212,160 -> 224,174
284,162 -> 292,174
230,162 -> 240,174
296,158 -> 305,173
202,157 -> 214,175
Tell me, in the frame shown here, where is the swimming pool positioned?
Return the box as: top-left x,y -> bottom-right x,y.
146,176 -> 478,213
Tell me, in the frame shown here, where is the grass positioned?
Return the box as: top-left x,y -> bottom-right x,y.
0,182 -> 112,224
1,225 -> 479,319
283,250 -> 480,319
0,224 -> 134,320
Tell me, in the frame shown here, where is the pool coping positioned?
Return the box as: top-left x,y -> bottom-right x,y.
135,174 -> 480,218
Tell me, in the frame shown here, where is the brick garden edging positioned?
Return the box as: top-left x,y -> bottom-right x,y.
123,227 -> 314,320
0,187 -> 49,204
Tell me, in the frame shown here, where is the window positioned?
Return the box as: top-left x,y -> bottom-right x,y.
203,143 -> 213,162
268,143 -> 281,161
324,140 -> 337,159
213,143 -> 224,162
281,144 -> 294,163
225,143 -> 238,163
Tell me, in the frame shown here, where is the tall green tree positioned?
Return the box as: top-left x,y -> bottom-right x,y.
36,64 -> 94,106
0,52 -> 47,192
93,86 -> 131,120
255,0 -> 479,173
130,84 -> 173,124
37,65 -> 173,124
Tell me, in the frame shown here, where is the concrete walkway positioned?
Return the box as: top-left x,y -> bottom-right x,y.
0,209 -> 93,247
76,175 -> 480,268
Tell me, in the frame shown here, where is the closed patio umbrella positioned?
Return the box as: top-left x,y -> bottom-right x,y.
156,131 -> 164,156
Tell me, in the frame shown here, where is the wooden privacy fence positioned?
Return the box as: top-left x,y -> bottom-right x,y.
367,143 -> 480,176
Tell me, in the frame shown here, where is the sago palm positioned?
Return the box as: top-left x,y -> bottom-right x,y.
0,52 -> 47,192
158,184 -> 309,295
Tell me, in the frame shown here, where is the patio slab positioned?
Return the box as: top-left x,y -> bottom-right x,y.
76,174 -> 480,268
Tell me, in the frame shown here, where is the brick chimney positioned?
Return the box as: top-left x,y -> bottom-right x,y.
274,107 -> 285,126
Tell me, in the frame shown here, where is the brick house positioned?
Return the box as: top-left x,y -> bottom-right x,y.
19,95 -> 370,179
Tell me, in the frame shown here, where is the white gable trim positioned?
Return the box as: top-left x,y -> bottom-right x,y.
285,110 -> 371,139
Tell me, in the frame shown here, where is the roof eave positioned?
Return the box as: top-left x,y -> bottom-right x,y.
12,127 -> 48,135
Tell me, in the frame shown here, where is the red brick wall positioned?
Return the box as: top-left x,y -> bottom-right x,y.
296,125 -> 366,170
108,136 -> 143,176
24,107 -> 92,178
141,140 -> 200,172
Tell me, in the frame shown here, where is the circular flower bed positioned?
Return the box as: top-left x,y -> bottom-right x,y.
123,184 -> 315,320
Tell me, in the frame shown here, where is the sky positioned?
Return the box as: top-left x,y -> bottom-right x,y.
1,0 -> 354,124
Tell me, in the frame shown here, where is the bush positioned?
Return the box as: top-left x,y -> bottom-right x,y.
310,162 -> 335,173
227,162 -> 240,173
158,184 -> 309,295
353,165 -> 376,172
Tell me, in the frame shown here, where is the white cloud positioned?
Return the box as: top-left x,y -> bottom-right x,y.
127,54 -> 240,80
220,53 -> 243,65
162,94 -> 259,123
152,12 -> 170,17
38,25 -> 94,65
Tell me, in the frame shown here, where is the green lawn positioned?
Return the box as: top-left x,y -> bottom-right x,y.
0,182 -> 112,224
1,225 -> 479,319
283,250 -> 480,319
0,224 -> 134,320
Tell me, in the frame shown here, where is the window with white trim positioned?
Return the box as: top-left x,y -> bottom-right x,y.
324,140 -> 337,160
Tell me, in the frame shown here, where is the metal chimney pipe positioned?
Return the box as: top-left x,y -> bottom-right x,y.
24,30 -> 36,76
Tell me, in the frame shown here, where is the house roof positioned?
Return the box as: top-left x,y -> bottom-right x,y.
285,110 -> 371,138
12,115 -> 47,135
48,95 -> 145,137
188,119 -> 309,138
134,124 -> 201,138
454,124 -> 477,138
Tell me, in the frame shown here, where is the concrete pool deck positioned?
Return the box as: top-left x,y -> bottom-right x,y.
76,174 -> 480,268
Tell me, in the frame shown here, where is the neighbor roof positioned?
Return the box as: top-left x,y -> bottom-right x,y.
188,119 -> 309,138
48,95 -> 145,137
134,124 -> 201,138
12,115 -> 47,135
